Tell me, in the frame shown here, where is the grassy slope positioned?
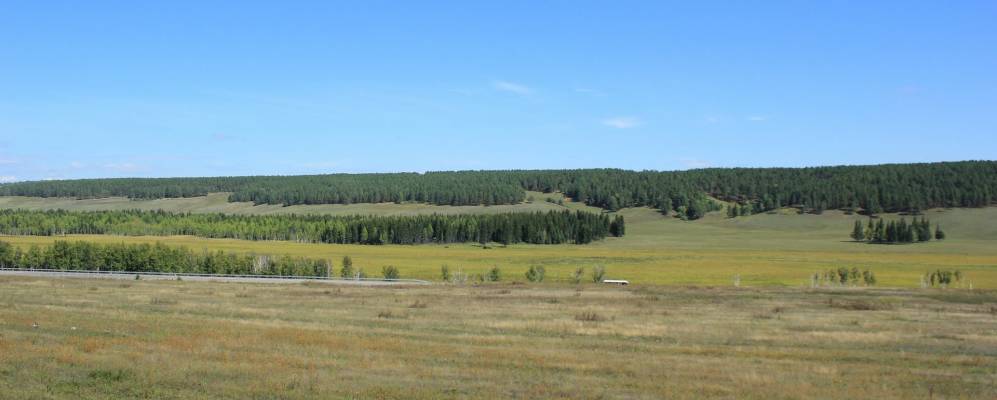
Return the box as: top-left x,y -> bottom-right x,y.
2,193 -> 996,287
1,278 -> 994,399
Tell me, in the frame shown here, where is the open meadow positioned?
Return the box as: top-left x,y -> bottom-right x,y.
2,196 -> 996,287
1,276 -> 995,399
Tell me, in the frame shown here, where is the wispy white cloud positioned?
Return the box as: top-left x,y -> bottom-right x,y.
746,115 -> 767,122
0,175 -> 17,183
601,117 -> 641,129
492,80 -> 533,95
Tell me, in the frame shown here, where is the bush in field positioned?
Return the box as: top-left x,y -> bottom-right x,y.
924,269 -> 963,288
571,267 -> 585,284
440,264 -> 451,281
575,311 -> 606,322
525,265 -> 546,283
340,256 -> 354,278
591,265 -> 606,283
816,267 -> 877,287
382,265 -> 400,280
487,266 -> 501,282
862,269 -> 877,285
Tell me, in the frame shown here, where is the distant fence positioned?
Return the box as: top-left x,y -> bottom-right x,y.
0,267 -> 431,284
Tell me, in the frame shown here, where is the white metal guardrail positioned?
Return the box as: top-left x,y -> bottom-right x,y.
0,267 -> 430,284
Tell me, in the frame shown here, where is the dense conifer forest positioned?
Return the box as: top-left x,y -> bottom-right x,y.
1,161 -> 994,219
0,209 -> 620,245
0,240 -> 332,276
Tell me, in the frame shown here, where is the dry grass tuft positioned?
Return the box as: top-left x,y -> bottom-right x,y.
408,300 -> 428,309
150,297 -> 178,305
377,310 -> 407,319
828,298 -> 893,311
575,311 -> 606,322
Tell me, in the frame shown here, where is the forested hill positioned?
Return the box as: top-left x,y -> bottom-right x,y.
1,161 -> 995,219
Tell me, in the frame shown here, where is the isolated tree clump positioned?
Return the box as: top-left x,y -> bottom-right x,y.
525,265 -> 546,283
853,217 -> 937,244
924,269 -> 963,288
340,256 -> 354,278
382,265 -> 400,280
814,267 -> 876,286
487,266 -> 502,282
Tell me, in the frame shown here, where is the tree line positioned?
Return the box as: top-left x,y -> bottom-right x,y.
850,217 -> 944,244
0,209 -> 621,245
2,161 -> 994,219
0,240 -> 332,276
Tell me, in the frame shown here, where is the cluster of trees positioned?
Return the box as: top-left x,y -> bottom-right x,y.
850,217 -> 944,244
0,209 -> 620,245
813,267 -> 877,286
0,240 -> 332,276
922,269 -> 965,288
3,161 -> 994,220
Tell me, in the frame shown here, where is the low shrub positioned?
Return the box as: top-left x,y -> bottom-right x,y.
525,265 -> 546,283
575,311 -> 606,322
382,265 -> 400,280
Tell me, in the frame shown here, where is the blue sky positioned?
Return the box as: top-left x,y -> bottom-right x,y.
1,1 -> 996,181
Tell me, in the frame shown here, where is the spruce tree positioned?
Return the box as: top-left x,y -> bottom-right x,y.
851,220 -> 865,241
935,224 -> 946,240
340,256 -> 354,278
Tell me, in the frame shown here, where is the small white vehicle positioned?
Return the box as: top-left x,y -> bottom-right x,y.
601,279 -> 630,286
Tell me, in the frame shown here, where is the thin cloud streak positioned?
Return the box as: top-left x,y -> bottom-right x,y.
491,80 -> 533,95
601,117 -> 640,129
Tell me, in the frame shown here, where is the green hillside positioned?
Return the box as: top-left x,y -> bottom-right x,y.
3,162 -> 995,219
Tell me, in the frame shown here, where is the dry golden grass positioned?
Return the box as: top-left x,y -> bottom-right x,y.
1,276 -> 995,399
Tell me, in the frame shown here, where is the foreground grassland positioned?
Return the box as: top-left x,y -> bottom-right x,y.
2,204 -> 996,287
1,277 -> 994,399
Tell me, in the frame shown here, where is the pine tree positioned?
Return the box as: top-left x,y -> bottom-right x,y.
874,219 -> 886,243
851,220 -> 865,241
340,256 -> 354,278
935,224 -> 946,240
